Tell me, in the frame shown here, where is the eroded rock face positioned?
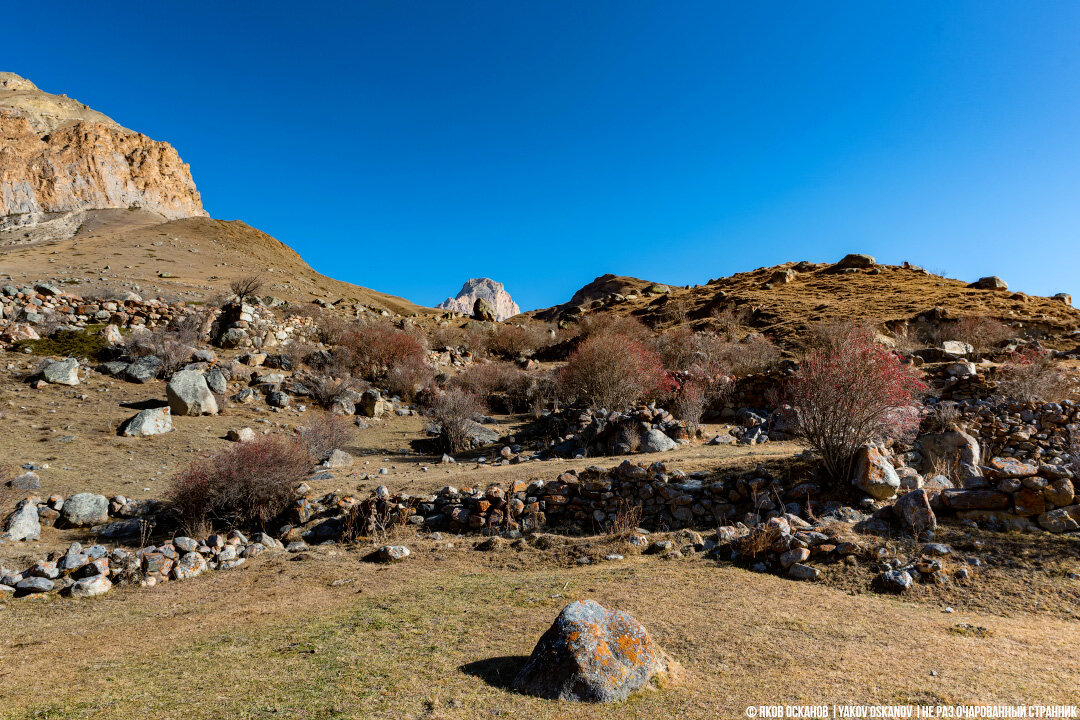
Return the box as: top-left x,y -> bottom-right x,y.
0,73 -> 205,222
513,599 -> 669,703
438,278 -> 521,321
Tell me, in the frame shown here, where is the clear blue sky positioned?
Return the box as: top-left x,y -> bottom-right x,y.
5,2 -> 1080,310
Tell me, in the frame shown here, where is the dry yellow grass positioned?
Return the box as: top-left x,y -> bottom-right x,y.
0,539 -> 1077,719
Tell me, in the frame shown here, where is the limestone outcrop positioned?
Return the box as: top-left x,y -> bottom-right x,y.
0,72 -> 206,222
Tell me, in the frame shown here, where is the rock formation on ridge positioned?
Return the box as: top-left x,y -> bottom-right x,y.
438,278 -> 521,321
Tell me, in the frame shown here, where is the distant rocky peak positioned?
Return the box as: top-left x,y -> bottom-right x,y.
438,278 -> 521,321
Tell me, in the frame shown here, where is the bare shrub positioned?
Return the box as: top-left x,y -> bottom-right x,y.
782,326 -> 927,483
385,354 -> 435,401
301,372 -> 359,409
452,361 -> 531,409
672,373 -> 732,430
712,306 -> 752,341
942,316 -> 1014,355
654,326 -> 697,372
996,348 -> 1075,402
557,331 -> 673,411
229,275 -> 263,303
922,401 -> 961,434
575,315 -> 652,344
424,388 -> 485,453
296,410 -> 354,461
124,326 -> 192,376
166,435 -> 311,532
715,335 -> 781,376
606,498 -> 643,541
660,294 -> 691,324
486,323 -> 550,358
734,523 -> 781,561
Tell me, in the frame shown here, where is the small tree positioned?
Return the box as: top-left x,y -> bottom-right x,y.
557,331 -> 672,411
229,275 -> 264,303
425,387 -> 485,453
783,327 -> 926,482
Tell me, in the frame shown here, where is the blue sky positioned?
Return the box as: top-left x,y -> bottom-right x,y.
5,2 -> 1080,310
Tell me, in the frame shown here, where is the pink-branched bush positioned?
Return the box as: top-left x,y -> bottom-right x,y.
558,331 -> 674,411
783,327 -> 926,482
337,320 -> 428,382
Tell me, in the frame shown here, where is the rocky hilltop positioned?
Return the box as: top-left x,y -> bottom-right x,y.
438,277 -> 521,321
0,72 -> 206,225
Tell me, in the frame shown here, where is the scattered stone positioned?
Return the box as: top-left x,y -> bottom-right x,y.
60,493 -> 109,527
41,357 -> 79,385
378,545 -> 410,562
70,574 -> 112,598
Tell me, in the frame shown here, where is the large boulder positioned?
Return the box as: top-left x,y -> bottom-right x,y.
166,370 -> 218,416
513,599 -> 670,703
641,429 -> 677,453
357,389 -> 387,418
835,253 -> 876,269
472,297 -> 497,322
893,489 -> 936,536
1036,505 -> 1080,533
70,574 -> 112,598
60,493 -> 109,527
970,276 -> 1008,290
41,357 -> 79,385
119,406 -> 172,436
124,355 -> 164,383
918,431 -> 982,485
852,446 -> 900,500
941,489 -> 1011,511
1,503 -> 41,541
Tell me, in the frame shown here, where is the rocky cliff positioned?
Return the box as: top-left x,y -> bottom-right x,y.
438,278 -> 521,321
0,72 -> 206,223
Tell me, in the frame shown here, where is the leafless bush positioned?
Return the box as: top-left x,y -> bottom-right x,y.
660,294 -> 691,324
672,374 -> 731,430
575,315 -> 652,344
296,410 -> 354,461
486,323 -> 551,358
229,275 -> 263,303
996,348 -> 1076,402
716,335 -> 781,377
922,402 -> 961,434
654,326 -> 697,372
452,361 -> 531,409
336,319 -> 429,382
734,523 -> 781,560
166,435 -> 311,533
606,499 -> 643,542
385,354 -> 435,401
942,316 -> 1014,355
424,388 -> 485,453
302,372 -> 360,409
712,306 -> 752,341
124,326 -> 193,376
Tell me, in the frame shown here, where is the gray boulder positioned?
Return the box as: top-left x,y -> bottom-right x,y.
513,599 -> 669,703
125,355 -> 164,383
70,574 -> 112,598
205,367 -> 228,395
8,471 -> 40,491
641,429 -> 677,453
60,493 -> 109,527
167,370 -> 218,416
119,406 -> 172,436
2,503 -> 41,541
919,431 -> 981,484
15,577 -> 53,594
378,545 -> 411,562
970,276 -> 1008,290
42,357 -> 79,385
878,570 -> 913,593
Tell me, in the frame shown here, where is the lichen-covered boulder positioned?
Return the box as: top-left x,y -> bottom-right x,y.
894,488 -> 936,536
1,502 -> 41,541
42,357 -> 79,385
513,599 -> 669,703
60,493 -> 109,527
852,446 -> 900,500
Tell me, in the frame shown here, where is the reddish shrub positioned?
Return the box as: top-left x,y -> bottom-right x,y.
486,323 -> 551,358
452,361 -> 533,412
558,332 -> 673,411
337,320 -> 428,382
783,327 -> 926,482
166,435 -> 311,532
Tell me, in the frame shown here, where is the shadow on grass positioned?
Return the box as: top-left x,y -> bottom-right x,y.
460,656 -> 530,691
